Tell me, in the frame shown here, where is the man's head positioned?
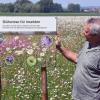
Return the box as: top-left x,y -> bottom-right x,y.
83,18 -> 100,44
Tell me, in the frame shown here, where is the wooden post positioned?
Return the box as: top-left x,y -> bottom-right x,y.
41,62 -> 48,100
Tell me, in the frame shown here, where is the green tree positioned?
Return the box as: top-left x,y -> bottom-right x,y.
39,0 -> 63,12
31,4 -> 41,13
0,3 -> 5,12
74,4 -> 80,12
0,3 -> 14,12
0,0 -> 63,13
39,0 -> 53,12
15,0 -> 32,5
67,3 -> 80,12
51,3 -> 63,12
14,0 -> 33,13
7,3 -> 14,12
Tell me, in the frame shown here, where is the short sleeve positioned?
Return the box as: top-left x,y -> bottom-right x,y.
86,51 -> 100,71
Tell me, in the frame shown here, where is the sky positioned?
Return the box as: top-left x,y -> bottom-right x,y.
0,0 -> 100,8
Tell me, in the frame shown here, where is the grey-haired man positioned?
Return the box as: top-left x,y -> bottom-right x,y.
56,18 -> 100,100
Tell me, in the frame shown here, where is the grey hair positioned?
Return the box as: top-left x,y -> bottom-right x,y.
87,18 -> 100,24
87,18 -> 100,36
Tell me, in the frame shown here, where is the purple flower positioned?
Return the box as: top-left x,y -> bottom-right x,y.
10,36 -> 32,49
41,36 -> 52,48
5,55 -> 14,65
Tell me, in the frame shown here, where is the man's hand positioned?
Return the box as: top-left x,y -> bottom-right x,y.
55,35 -> 78,64
55,36 -> 62,50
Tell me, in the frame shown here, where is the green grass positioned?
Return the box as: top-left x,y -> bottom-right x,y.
0,12 -> 100,16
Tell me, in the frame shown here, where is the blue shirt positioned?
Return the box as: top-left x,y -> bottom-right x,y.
72,41 -> 100,100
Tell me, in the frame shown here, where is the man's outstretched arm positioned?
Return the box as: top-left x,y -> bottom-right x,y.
56,37 -> 78,64
57,47 -> 78,64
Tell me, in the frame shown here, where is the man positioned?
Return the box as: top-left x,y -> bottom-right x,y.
56,18 -> 100,100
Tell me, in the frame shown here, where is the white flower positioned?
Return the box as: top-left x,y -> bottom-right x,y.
55,85 -> 59,88
51,49 -> 55,53
14,36 -> 19,40
37,58 -> 42,62
32,43 -> 37,47
6,47 -> 10,51
28,37 -> 31,40
50,55 -> 53,58
50,98 -> 53,100
22,48 -> 25,51
27,46 -> 32,49
54,68 -> 57,71
26,49 -> 33,55
64,81 -> 67,85
54,95 -> 57,97
61,94 -> 66,96
40,52 -> 45,57
15,50 -> 24,55
53,60 -> 56,63
42,48 -> 47,52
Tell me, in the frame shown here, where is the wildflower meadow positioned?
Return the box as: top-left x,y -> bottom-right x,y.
1,16 -> 100,100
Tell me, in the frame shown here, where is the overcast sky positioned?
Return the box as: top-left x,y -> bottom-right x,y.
0,0 -> 100,8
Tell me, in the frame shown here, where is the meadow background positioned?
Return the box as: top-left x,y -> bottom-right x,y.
1,16 -> 100,100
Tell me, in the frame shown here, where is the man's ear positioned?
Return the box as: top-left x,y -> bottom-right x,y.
84,24 -> 91,34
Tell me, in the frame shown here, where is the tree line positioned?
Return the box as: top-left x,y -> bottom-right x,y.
0,0 -> 81,13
